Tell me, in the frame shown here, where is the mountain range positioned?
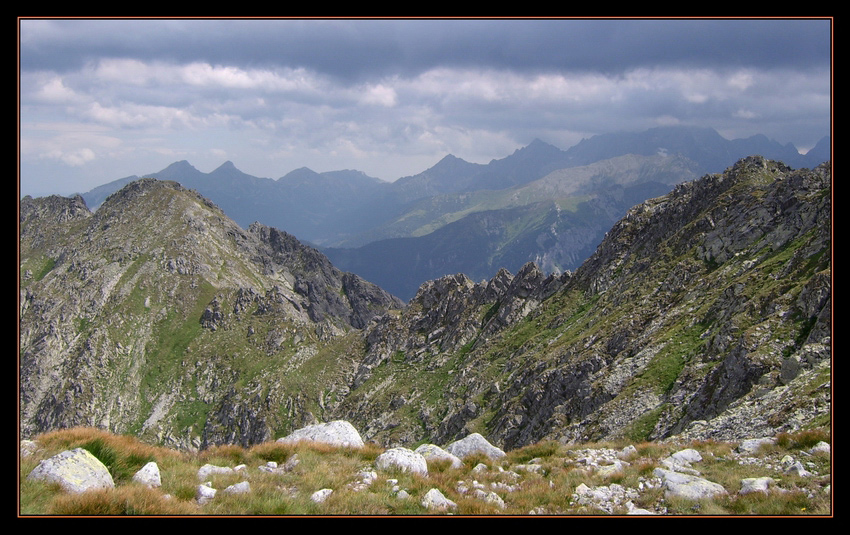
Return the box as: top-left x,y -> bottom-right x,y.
76,126 -> 830,300
20,155 -> 831,452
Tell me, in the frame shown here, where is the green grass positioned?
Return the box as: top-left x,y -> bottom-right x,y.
78,437 -> 154,484
31,256 -> 57,282
624,405 -> 668,443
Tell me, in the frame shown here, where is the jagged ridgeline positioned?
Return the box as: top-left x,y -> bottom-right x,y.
19,157 -> 831,452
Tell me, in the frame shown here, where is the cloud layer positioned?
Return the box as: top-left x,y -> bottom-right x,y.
19,18 -> 832,197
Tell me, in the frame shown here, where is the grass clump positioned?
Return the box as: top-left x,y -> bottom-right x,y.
775,429 -> 830,451
47,486 -> 199,515
248,441 -> 298,465
200,444 -> 251,467
506,440 -> 562,464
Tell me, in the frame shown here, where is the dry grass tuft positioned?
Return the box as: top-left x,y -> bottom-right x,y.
775,429 -> 830,451
47,485 -> 200,516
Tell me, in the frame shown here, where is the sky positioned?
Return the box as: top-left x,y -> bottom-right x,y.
19,17 -> 832,198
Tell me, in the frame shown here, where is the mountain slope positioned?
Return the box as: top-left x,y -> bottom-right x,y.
331,157 -> 831,449
20,179 -> 403,449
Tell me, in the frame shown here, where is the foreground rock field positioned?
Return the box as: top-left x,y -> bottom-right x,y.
20,423 -> 831,516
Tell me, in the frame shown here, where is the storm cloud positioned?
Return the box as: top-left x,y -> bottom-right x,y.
19,18 -> 832,197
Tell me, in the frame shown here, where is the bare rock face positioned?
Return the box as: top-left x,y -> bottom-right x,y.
351,263 -> 570,390
489,159 -> 831,448
247,222 -> 404,330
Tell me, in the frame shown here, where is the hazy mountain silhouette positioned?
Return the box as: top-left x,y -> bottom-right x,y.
76,126 -> 829,301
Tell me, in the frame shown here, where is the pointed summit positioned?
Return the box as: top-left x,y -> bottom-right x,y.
526,138 -> 557,149
214,160 -> 238,171
161,160 -> 198,173
147,160 -> 204,182
279,167 -> 321,184
508,138 -> 563,160
390,153 -> 484,196
430,153 -> 474,171
209,160 -> 258,181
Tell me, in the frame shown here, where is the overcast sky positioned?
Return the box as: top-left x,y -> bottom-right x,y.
19,17 -> 832,198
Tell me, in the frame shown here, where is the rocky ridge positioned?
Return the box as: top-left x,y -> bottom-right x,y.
331,157 -> 831,449
19,157 -> 831,457
20,179 -> 402,450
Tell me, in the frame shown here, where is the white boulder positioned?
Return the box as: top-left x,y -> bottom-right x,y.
196,483 -> 217,505
809,441 -> 830,455
197,463 -> 234,480
739,477 -> 776,495
277,420 -> 365,448
414,444 -> 463,469
445,433 -> 506,460
27,448 -> 115,493
421,488 -> 457,511
132,461 -> 162,488
376,447 -> 429,476
654,468 -> 727,500
311,488 -> 333,503
736,437 -> 777,455
224,481 -> 252,495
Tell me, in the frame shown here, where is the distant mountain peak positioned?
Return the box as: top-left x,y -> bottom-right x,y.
278,167 -> 323,185
142,160 -> 206,182
215,160 -> 237,170
527,138 -> 554,148
162,160 -> 197,171
496,139 -> 563,164
426,153 -> 477,172
436,154 -> 464,164
282,166 -> 320,178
